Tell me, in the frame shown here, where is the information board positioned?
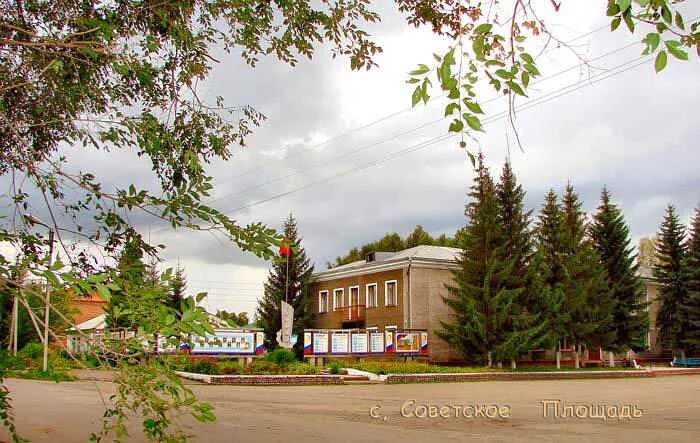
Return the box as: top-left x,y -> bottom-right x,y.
351,332 -> 368,353
331,332 -> 349,353
192,332 -> 255,354
313,332 -> 328,354
395,332 -> 420,353
369,332 -> 384,353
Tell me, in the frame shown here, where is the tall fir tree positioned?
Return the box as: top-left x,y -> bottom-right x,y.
681,207 -> 700,352
654,205 -> 689,355
256,214 -> 315,357
168,265 -> 187,313
535,190 -> 570,346
439,155 -> 543,366
590,188 -> 648,352
560,184 -> 614,356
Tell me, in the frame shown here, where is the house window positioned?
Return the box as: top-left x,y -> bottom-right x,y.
385,280 -> 398,306
333,288 -> 344,310
366,283 -> 378,308
318,291 -> 329,313
349,285 -> 360,307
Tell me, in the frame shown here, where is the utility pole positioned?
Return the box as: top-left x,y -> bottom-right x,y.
42,228 -> 55,372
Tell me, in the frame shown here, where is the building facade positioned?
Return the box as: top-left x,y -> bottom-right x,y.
310,245 -> 664,363
310,246 -> 462,362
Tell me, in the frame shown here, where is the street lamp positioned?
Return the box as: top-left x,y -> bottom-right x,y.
23,213 -> 55,372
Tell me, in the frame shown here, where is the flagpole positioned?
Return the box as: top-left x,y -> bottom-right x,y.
285,252 -> 289,304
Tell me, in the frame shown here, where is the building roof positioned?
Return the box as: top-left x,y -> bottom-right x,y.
315,245 -> 461,280
69,313 -> 106,331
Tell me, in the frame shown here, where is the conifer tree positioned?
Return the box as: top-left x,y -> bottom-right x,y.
440,155 -> 544,366
535,190 -> 569,346
590,188 -> 648,352
682,207 -> 700,351
257,214 -> 315,357
168,265 -> 187,313
654,205 -> 689,356
561,184 -> 614,362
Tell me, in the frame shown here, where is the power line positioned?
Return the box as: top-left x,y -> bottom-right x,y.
224,53 -> 651,215
216,21 -> 615,184
207,40 -> 642,207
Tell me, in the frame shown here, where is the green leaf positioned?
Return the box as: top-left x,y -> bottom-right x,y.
443,48 -> 456,66
616,0 -> 632,13
474,23 -> 493,34
643,32 -> 661,53
448,119 -> 464,133
661,5 -> 672,25
195,292 -> 208,303
623,11 -> 635,32
411,86 -> 421,107
495,69 -> 514,79
409,64 -> 430,76
611,17 -> 622,31
655,50 -> 667,73
464,101 -> 483,114
521,71 -> 530,88
507,81 -> 527,97
520,53 -> 534,64
463,113 -> 483,132
675,12 -> 685,30
607,1 -> 620,16
444,102 -> 460,117
96,284 -> 111,301
665,41 -> 688,60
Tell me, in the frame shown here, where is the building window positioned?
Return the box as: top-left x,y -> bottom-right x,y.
349,285 -> 360,307
333,288 -> 344,310
385,280 -> 398,306
318,291 -> 329,313
366,283 -> 378,308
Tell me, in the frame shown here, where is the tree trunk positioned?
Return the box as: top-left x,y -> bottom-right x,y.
487,351 -> 492,367
511,359 -> 516,369
609,351 -> 615,368
574,345 -> 580,369
497,361 -> 502,368
556,350 -> 561,369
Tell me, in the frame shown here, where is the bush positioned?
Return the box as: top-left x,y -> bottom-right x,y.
18,342 -> 43,360
183,358 -> 220,375
265,349 -> 296,368
328,361 -> 342,375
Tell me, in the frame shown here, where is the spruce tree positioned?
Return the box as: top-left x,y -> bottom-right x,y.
683,207 -> 700,351
168,265 -> 187,313
561,184 -> 614,359
494,161 -> 549,365
590,188 -> 648,352
654,205 -> 688,355
256,214 -> 315,357
439,155 -> 541,366
535,190 -> 569,345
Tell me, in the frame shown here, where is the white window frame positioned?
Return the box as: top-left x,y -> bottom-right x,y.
384,280 -> 398,307
348,285 -> 360,307
318,290 -> 329,313
333,288 -> 344,311
385,325 -> 397,331
365,283 -> 378,308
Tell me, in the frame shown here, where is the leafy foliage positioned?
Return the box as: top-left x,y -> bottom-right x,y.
682,207 -> 700,351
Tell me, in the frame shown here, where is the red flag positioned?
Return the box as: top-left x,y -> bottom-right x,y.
279,239 -> 291,257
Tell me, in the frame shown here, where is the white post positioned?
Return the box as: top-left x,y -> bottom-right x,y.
556,351 -> 561,369
511,359 -> 516,369
609,351 -> 614,368
42,229 -> 54,372
574,344 -> 580,369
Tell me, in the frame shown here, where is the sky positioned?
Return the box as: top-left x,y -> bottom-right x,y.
2,2 -> 699,318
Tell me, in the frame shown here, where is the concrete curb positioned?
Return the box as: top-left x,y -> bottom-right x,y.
344,368 -> 383,382
175,371 -> 346,385
384,369 -> 655,384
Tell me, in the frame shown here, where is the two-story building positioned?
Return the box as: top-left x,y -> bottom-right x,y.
310,245 -> 462,362
310,245 -> 665,364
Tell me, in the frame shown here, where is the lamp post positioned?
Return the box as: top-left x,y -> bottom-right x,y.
24,214 -> 55,372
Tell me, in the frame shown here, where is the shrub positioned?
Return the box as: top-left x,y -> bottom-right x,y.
328,361 -> 342,375
183,358 -> 220,375
265,349 -> 296,368
18,342 -> 43,360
